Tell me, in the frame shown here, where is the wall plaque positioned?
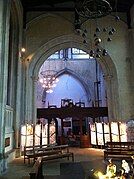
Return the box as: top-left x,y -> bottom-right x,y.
5,137 -> 10,147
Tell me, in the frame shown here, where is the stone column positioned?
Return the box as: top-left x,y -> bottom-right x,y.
25,75 -> 38,125
31,76 -> 38,124
127,5 -> 134,121
0,0 -> 11,174
125,6 -> 134,141
104,75 -> 116,121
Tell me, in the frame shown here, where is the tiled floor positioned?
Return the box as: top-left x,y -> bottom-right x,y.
0,147 -> 132,179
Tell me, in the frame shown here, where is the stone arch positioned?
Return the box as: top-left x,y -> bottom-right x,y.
25,34 -> 119,123
55,68 -> 92,103
26,12 -> 73,30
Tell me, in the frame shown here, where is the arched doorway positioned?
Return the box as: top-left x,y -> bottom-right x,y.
25,34 -> 119,125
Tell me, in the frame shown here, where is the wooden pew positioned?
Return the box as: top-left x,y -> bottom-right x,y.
42,151 -> 74,162
22,145 -> 74,179
24,144 -> 73,164
41,144 -> 74,162
24,143 -> 57,164
29,157 -> 43,179
29,150 -> 74,178
104,142 -> 134,160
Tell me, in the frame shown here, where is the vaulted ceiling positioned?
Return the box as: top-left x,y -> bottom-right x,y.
21,0 -> 134,28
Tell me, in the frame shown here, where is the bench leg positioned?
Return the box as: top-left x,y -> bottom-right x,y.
71,154 -> 74,162
104,152 -> 107,160
38,161 -> 43,179
30,173 -> 36,179
67,153 -> 74,162
24,157 -> 29,164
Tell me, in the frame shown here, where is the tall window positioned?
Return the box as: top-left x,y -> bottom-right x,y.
48,48 -> 90,60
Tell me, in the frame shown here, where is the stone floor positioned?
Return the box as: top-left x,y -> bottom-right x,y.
0,147 -> 133,179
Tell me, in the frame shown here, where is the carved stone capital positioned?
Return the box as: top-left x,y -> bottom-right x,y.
31,76 -> 38,82
103,75 -> 113,80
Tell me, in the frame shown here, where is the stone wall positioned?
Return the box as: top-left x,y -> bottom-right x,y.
24,11 -> 134,122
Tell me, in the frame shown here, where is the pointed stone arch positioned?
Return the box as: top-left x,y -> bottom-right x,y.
54,67 -> 91,103
25,34 -> 119,123
26,12 -> 73,30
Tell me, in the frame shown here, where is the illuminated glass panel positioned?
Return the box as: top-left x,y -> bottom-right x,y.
96,123 -> 104,145
111,122 -> 119,142
104,123 -> 110,143
21,125 -> 33,150
90,123 -> 96,145
119,122 -> 127,142
35,124 -> 41,145
49,124 -> 56,144
42,124 -> 48,145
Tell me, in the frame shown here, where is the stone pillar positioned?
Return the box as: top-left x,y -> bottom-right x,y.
32,76 -> 38,124
0,0 -> 11,174
25,75 -> 37,124
126,5 -> 134,121
103,75 -> 117,121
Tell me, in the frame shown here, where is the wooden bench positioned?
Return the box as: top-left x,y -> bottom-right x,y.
29,151 -> 74,178
24,143 -> 58,164
24,144 -> 72,164
42,151 -> 74,162
41,144 -> 74,162
29,157 -> 43,179
104,142 -> 134,160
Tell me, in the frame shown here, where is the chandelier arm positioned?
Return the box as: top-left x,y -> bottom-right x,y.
75,0 -> 112,19
39,69 -> 59,93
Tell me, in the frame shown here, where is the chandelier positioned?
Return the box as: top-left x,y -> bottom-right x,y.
75,0 -> 112,19
75,0 -> 119,58
39,70 -> 59,93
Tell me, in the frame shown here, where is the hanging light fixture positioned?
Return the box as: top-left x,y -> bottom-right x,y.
75,0 -> 119,58
39,70 -> 59,93
75,0 -> 112,19
39,58 -> 59,93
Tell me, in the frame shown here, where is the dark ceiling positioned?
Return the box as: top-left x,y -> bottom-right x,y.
21,0 -> 134,12
21,0 -> 134,28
